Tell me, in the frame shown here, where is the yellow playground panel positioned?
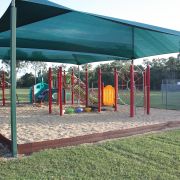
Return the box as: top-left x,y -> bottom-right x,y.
103,85 -> 115,106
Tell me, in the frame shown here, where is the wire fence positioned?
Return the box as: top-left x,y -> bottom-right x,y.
161,79 -> 180,110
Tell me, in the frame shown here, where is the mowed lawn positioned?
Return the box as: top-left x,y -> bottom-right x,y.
0,130 -> 179,179
0,88 -> 29,102
1,89 -> 180,109
119,90 -> 180,110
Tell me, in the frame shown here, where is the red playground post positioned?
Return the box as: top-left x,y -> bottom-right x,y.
143,70 -> 147,113
2,71 -> 5,106
71,69 -> 74,105
85,67 -> 88,107
101,82 -> 104,106
57,69 -> 60,105
63,70 -> 66,105
130,62 -> 135,117
146,64 -> 150,115
48,67 -> 52,114
59,67 -> 63,116
98,68 -> 102,112
114,68 -> 118,111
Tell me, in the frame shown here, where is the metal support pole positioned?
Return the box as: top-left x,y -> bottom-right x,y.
101,82 -> 104,106
2,71 -> 5,106
114,68 -> 118,111
78,65 -> 80,105
143,70 -> 147,114
130,61 -> 135,117
63,70 -> 66,105
10,0 -> 17,157
57,69 -> 60,105
71,69 -> 74,105
85,67 -> 88,107
98,68 -> 102,112
146,64 -> 150,115
59,67 -> 63,116
48,67 -> 52,114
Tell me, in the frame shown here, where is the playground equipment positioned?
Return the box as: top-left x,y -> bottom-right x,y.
0,70 -> 12,105
103,85 -> 115,106
0,70 -> 6,106
47,66 -> 120,116
29,82 -> 48,103
28,62 -> 150,117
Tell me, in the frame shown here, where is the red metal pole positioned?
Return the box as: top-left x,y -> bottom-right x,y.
71,69 -> 74,105
48,67 -> 52,114
143,70 -> 147,113
63,70 -> 66,105
98,68 -> 102,112
146,64 -> 150,115
57,69 -> 60,105
101,82 -> 104,106
85,67 -> 88,107
130,62 -> 135,117
59,67 -> 63,116
114,68 -> 118,111
2,71 -> 5,106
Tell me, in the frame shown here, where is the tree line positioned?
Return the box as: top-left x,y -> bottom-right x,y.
0,56 -> 180,90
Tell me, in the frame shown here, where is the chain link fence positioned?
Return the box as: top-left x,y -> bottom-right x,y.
161,79 -> 180,110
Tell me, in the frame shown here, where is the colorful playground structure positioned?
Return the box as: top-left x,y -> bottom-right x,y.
27,64 -> 150,117
29,67 -> 117,114
1,64 -> 150,117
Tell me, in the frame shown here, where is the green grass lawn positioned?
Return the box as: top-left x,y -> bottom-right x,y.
0,130 -> 180,179
119,90 -> 180,110
151,91 -> 180,110
0,88 -> 29,102
0,88 -> 180,110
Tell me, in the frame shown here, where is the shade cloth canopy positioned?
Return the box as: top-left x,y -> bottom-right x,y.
0,0 -> 180,64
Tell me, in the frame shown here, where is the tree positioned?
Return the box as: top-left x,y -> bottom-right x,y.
143,56 -> 180,90
29,61 -> 47,84
17,73 -> 35,88
81,64 -> 93,71
2,59 -> 29,76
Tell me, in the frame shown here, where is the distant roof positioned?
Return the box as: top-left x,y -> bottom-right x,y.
0,0 -> 180,64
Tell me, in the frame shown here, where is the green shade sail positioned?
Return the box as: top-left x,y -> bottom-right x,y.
0,0 -> 180,64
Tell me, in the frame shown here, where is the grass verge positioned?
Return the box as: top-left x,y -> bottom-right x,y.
0,129 -> 180,179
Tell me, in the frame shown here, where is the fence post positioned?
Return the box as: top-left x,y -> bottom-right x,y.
48,67 -> 52,114
130,61 -> 135,117
98,68 -> 102,112
146,64 -> 150,115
